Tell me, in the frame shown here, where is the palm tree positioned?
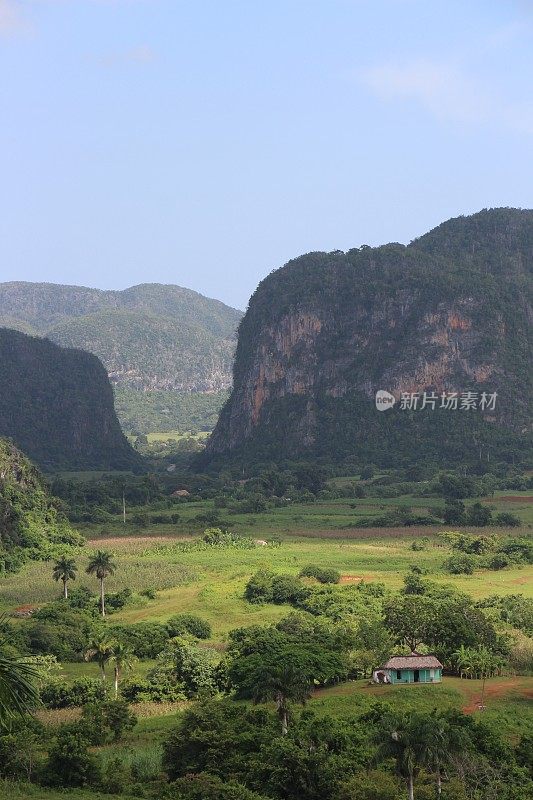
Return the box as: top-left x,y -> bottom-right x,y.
86,550 -> 116,617
52,555 -> 78,599
452,644 -> 472,680
375,711 -> 427,800
85,634 -> 115,686
0,623 -> 40,729
111,642 -> 136,698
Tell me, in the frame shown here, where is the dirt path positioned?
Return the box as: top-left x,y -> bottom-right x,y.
461,677 -> 532,713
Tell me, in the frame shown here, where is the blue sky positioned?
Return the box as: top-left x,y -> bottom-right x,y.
1,0 -> 532,309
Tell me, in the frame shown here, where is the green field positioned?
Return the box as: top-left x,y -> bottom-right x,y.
2,486 -> 531,799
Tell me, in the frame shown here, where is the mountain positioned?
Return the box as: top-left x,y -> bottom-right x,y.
0,437 -> 82,571
0,282 -> 242,433
206,208 -> 533,467
0,328 -> 140,470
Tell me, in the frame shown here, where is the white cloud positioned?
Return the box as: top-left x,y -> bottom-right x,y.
359,58 -> 533,135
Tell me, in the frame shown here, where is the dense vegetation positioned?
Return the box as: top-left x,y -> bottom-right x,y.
0,282 -> 241,433
0,329 -> 139,471
207,208 -> 532,468
0,439 -> 82,573
115,388 -> 229,435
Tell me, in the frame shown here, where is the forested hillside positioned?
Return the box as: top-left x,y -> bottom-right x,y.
207,208 -> 533,468
0,282 -> 242,433
0,328 -> 140,470
0,438 -> 82,572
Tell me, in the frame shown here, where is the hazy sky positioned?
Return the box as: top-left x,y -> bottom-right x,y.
1,1 -> 532,309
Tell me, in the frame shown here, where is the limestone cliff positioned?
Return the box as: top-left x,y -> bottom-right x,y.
206,209 -> 532,465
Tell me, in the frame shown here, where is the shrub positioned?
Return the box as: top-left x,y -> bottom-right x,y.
244,570 -> 274,603
466,502 -> 493,527
41,725 -> 100,788
108,622 -> 170,658
494,512 -> 521,528
121,678 -> 187,704
166,613 -> 212,640
105,587 -> 133,612
29,604 -> 94,661
271,574 -> 309,604
78,699 -> 137,744
487,553 -> 510,570
443,554 -> 476,574
40,678 -> 106,709
299,565 -> 340,584
168,773 -> 269,799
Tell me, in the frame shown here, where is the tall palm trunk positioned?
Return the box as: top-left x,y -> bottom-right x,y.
114,665 -> 120,698
407,772 -> 414,800
276,693 -> 289,735
62,578 -> 68,599
99,660 -> 106,683
436,757 -> 442,797
100,577 -> 105,617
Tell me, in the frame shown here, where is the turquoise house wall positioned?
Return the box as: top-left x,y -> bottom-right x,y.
389,668 -> 442,684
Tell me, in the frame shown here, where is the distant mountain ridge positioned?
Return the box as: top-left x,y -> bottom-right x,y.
0,282 -> 242,393
0,328 -> 140,470
0,282 -> 242,433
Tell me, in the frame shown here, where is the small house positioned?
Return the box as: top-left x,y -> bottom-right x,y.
373,652 -> 443,685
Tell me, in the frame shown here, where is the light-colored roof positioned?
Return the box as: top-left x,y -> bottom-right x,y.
379,652 -> 443,670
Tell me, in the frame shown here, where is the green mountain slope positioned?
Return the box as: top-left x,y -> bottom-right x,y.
205,208 -> 533,468
0,438 -> 82,572
0,282 -> 242,432
0,328 -> 140,471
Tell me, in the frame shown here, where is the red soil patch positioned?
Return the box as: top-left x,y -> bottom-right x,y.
339,575 -> 374,584
461,677 -> 529,714
497,495 -> 533,503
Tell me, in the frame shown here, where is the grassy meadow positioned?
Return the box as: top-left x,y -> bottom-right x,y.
2,480 -> 531,791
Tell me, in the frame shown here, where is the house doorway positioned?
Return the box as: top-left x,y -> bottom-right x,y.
413,670 -> 420,683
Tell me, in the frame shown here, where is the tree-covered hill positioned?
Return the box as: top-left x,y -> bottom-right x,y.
206,208 -> 533,468
0,328 -> 140,471
0,282 -> 242,433
0,438 -> 82,572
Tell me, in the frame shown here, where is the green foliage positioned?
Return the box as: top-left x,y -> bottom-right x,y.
166,773 -> 269,800
108,622 -> 170,659
40,678 -> 106,709
166,613 -> 212,640
0,718 -> 45,782
299,565 -> 340,584
0,439 -> 82,573
0,330 -> 138,471
443,554 -> 476,575
78,699 -> 137,744
148,637 -> 219,698
41,725 -> 100,788
28,604 -> 95,661
244,571 -> 309,605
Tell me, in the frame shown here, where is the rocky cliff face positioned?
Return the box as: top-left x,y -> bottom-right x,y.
0,328 -> 140,470
207,209 -> 532,465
